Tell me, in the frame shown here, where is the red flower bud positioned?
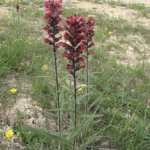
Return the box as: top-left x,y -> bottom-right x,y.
80,57 -> 84,62
15,4 -> 20,12
44,38 -> 53,45
72,53 -> 76,58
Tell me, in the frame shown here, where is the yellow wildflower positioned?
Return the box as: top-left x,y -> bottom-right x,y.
81,84 -> 86,87
10,88 -> 17,94
102,33 -> 104,36
95,26 -> 97,29
69,95 -> 72,99
108,32 -> 112,34
34,101 -> 36,105
77,88 -> 82,93
58,77 -> 60,81
20,38 -> 22,41
44,65 -> 48,71
5,130 -> 14,138
105,27 -> 108,30
46,72 -> 50,76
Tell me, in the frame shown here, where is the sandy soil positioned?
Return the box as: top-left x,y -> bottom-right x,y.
107,0 -> 150,6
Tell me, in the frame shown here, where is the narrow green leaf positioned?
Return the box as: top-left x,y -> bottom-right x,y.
48,109 -> 74,113
134,124 -> 142,147
28,126 -> 73,146
34,109 -> 58,118
75,118 -> 93,138
77,114 -> 103,118
79,136 -> 102,150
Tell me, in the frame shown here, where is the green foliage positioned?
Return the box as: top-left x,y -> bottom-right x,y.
13,125 -> 49,149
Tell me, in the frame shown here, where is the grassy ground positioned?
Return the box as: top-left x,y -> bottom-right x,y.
1,0 -> 150,149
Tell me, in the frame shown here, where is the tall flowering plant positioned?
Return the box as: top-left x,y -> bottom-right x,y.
60,14 -> 87,149
43,0 -> 64,141
84,17 -> 95,114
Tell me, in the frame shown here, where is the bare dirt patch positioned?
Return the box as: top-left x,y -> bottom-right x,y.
68,0 -> 150,29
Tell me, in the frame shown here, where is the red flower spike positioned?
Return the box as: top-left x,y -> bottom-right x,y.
15,4 -> 20,12
61,14 -> 88,75
43,0 -> 63,51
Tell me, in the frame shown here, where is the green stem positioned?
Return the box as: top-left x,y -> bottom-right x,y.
73,58 -> 77,150
53,51 -> 61,138
86,44 -> 89,114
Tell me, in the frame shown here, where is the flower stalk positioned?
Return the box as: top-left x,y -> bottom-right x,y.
84,17 -> 95,114
60,13 -> 87,149
43,0 -> 64,147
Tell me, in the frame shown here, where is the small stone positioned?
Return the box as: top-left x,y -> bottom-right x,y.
143,8 -> 150,12
95,12 -> 103,17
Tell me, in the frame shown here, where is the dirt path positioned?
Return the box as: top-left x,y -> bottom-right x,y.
108,0 -> 150,6
69,0 -> 150,29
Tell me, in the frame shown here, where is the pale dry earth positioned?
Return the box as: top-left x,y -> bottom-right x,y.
106,0 -> 150,6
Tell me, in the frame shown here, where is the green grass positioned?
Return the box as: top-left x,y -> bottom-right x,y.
1,0 -> 150,149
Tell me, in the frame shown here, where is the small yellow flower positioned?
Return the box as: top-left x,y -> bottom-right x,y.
81,84 -> 86,87
34,101 -> 36,105
5,130 -> 14,138
95,26 -> 97,29
10,88 -> 17,94
58,77 -> 60,81
69,95 -> 72,99
67,60 -> 69,62
102,33 -> 104,36
31,13 -> 33,15
105,27 -> 108,30
20,38 -> 22,41
76,11 -> 77,14
46,72 -> 50,76
108,32 -> 112,34
44,65 -> 48,71
77,88 -> 82,93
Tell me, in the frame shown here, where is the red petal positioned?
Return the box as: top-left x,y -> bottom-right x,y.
72,53 -> 76,58
80,57 -> 84,62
